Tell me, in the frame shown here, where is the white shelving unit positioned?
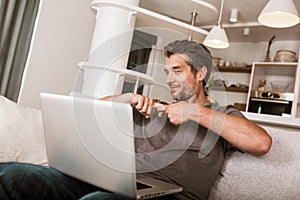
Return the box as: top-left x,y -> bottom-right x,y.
90,0 -> 218,36
246,62 -> 300,117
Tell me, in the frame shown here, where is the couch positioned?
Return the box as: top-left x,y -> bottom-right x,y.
1,95 -> 300,200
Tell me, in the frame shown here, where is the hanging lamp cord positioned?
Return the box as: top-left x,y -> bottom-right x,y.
218,0 -> 224,23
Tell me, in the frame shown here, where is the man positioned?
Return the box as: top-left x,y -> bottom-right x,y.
0,39 -> 272,200
100,39 -> 272,199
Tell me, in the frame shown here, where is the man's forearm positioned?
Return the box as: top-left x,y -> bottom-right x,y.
100,93 -> 133,104
195,106 -> 272,156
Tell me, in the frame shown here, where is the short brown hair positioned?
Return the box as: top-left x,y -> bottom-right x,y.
163,39 -> 212,85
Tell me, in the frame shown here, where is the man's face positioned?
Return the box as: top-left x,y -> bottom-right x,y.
164,54 -> 200,102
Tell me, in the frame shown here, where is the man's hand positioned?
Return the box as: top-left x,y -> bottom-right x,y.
157,102 -> 197,126
128,94 -> 198,124
101,93 -> 166,119
129,94 -> 156,119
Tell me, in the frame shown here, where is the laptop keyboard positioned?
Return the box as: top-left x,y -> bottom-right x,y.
136,182 -> 153,190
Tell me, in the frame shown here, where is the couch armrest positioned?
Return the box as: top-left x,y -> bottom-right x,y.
209,127 -> 300,200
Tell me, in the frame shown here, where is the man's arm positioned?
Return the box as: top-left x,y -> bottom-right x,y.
157,102 -> 272,156
101,93 -> 158,118
196,105 -> 271,156
102,93 -> 272,156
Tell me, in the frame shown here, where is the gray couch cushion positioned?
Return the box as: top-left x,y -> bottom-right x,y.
209,127 -> 300,200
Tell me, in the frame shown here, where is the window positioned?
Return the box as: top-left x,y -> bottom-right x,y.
0,0 -> 40,101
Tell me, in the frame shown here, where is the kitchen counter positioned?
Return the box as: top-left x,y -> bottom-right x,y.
242,112 -> 300,131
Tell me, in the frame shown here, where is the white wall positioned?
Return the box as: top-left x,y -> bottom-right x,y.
18,0 -> 95,109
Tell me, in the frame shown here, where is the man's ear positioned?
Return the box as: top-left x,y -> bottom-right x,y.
196,66 -> 207,82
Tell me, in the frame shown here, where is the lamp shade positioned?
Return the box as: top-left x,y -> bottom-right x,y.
258,0 -> 299,28
203,24 -> 229,49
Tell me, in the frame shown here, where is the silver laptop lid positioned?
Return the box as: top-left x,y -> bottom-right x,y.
40,93 -> 137,198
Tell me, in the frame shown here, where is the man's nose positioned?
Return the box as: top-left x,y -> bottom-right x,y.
166,72 -> 175,84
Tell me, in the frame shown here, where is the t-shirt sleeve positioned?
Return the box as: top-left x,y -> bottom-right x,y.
217,105 -> 246,118
217,105 -> 246,152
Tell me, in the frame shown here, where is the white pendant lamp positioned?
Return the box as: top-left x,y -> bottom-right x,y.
258,0 -> 299,28
203,0 -> 229,49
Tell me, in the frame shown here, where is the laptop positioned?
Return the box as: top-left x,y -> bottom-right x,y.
40,93 -> 182,199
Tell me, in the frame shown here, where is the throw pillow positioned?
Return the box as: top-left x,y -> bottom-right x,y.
0,95 -> 48,165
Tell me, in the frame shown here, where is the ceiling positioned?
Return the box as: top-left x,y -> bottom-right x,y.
137,0 -> 300,43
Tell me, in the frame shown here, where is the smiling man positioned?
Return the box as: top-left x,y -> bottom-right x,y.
0,39 -> 272,200
100,39 -> 272,199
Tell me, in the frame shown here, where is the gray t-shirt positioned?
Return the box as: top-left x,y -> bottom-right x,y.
133,103 -> 244,200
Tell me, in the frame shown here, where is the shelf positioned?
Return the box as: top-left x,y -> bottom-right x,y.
252,62 -> 298,67
78,62 -> 155,94
250,90 -> 294,101
212,86 -> 249,93
90,0 -> 212,36
248,61 -> 299,117
216,66 -> 252,73
139,0 -> 218,26
78,62 -> 154,84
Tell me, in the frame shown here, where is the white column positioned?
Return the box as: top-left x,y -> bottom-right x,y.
81,0 -> 140,98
